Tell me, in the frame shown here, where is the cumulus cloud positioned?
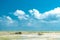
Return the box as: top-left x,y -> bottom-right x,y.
42,7 -> 60,21
0,7 -> 60,29
14,10 -> 29,20
14,10 -> 25,16
0,16 -> 19,27
29,9 -> 44,19
6,16 -> 13,23
14,7 -> 60,22
29,7 -> 60,22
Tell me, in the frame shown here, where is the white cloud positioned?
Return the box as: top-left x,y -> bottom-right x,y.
14,10 -> 25,16
29,9 -> 43,19
14,10 -> 29,20
42,7 -> 60,21
13,7 -> 60,22
44,7 -> 60,14
29,7 -> 60,22
13,7 -> 60,24
6,16 -> 13,23
0,16 -> 19,27
1,7 -> 60,28
43,7 -> 60,18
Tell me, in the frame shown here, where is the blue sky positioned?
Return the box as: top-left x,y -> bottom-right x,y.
0,0 -> 60,31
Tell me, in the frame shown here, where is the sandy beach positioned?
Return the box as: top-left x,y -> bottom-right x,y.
0,32 -> 60,40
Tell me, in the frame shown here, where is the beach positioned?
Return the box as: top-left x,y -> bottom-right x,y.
0,32 -> 60,40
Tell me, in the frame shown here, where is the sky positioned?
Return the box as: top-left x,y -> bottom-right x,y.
0,0 -> 60,31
